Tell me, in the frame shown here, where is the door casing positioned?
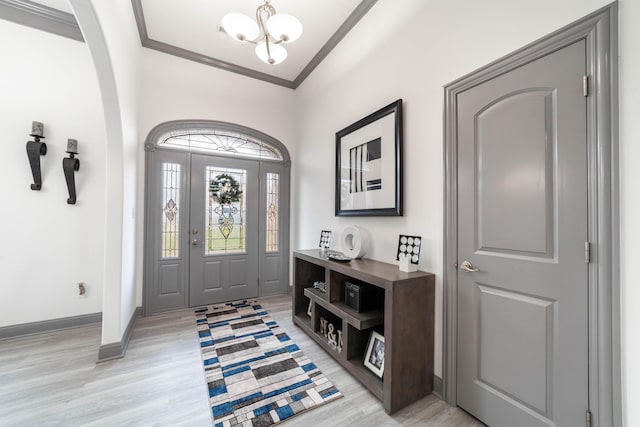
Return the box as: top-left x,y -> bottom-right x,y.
443,3 -> 620,426
143,120 -> 291,315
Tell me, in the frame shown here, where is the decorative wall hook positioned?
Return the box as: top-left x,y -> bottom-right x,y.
62,139 -> 80,204
26,121 -> 47,190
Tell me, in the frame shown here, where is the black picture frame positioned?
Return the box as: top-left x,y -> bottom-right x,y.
396,234 -> 422,264
319,230 -> 331,249
335,99 -> 403,216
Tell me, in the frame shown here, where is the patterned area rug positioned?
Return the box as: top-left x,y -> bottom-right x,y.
195,301 -> 342,427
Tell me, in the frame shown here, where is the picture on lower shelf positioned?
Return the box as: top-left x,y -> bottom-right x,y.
364,330 -> 385,378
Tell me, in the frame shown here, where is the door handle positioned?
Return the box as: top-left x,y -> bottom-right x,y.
191,239 -> 199,246
460,260 -> 479,272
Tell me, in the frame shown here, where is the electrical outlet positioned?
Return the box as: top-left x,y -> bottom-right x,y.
78,282 -> 86,297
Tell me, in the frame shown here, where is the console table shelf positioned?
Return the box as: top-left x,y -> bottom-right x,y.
292,249 -> 435,414
304,287 -> 384,330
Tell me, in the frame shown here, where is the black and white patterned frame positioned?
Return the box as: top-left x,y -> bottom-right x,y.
335,99 -> 403,216
319,230 -> 332,249
396,234 -> 421,264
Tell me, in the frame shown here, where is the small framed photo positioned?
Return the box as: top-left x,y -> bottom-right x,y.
363,331 -> 385,378
319,230 -> 331,249
396,234 -> 421,264
307,299 -> 313,317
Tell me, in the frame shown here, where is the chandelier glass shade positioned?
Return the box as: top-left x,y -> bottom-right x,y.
255,41 -> 287,64
222,0 -> 303,65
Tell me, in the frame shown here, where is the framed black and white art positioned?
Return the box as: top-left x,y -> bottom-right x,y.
335,99 -> 403,216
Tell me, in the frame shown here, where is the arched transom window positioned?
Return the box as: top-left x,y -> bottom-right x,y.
157,129 -> 283,161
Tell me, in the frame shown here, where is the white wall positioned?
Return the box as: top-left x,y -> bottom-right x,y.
294,0 -> 639,424
135,48 -> 297,305
0,19 -> 105,327
137,49 -> 296,149
70,0 -> 141,345
619,0 -> 640,425
89,0 -> 141,342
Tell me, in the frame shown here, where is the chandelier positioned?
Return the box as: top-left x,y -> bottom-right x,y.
221,0 -> 303,65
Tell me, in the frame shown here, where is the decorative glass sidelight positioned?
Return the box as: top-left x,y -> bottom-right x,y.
266,173 -> 280,252
161,163 -> 181,258
206,167 -> 246,254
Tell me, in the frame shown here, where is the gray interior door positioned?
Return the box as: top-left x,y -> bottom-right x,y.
456,40 -> 588,426
189,154 -> 259,306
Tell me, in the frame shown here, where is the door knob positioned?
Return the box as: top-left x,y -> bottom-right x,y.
460,261 -> 479,272
191,239 -> 199,246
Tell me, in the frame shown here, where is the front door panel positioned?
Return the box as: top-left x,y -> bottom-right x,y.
189,154 -> 259,305
457,40 -> 588,426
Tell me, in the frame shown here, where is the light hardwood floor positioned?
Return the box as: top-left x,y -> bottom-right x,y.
0,295 -> 484,426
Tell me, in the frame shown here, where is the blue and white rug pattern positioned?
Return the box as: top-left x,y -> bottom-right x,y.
195,301 -> 342,427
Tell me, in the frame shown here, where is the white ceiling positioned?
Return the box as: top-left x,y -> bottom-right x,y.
28,0 -> 375,88
141,0 -> 363,82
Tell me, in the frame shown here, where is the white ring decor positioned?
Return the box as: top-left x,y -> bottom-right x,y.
341,226 -> 368,259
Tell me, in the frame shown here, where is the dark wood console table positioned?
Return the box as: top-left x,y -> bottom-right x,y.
292,249 -> 435,413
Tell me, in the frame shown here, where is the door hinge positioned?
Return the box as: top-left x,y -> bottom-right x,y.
586,409 -> 592,427
585,241 -> 591,263
583,75 -> 589,97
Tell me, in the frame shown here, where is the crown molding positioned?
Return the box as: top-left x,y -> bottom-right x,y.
0,0 -> 83,42
143,37 -> 297,89
292,0 -> 377,88
131,0 -> 378,89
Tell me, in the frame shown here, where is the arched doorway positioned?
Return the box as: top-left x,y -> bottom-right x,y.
143,120 -> 291,315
